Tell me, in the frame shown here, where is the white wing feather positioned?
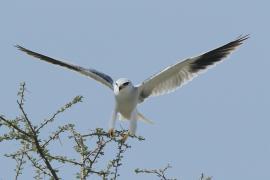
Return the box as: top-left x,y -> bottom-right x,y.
137,35 -> 249,102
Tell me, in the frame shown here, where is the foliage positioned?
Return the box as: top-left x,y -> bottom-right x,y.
0,83 -> 211,180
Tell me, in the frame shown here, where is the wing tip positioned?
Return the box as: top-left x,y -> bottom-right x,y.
15,44 -> 30,54
236,34 -> 250,41
233,34 -> 250,47
14,44 -> 23,50
190,34 -> 249,73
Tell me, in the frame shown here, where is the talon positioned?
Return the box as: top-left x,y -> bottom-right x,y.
120,132 -> 129,142
108,128 -> 115,138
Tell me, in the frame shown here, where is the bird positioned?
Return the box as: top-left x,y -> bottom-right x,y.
16,35 -> 249,141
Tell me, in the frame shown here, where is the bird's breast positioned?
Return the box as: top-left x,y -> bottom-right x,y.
115,88 -> 139,119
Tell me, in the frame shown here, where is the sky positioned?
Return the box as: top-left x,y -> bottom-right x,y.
0,1 -> 269,179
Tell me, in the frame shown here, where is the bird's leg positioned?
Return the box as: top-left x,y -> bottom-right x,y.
129,114 -> 137,136
108,109 -> 117,137
121,110 -> 137,142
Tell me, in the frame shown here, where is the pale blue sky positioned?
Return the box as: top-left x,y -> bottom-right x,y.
1,1 -> 269,180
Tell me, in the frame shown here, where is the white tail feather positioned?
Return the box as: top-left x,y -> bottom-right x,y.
118,112 -> 154,124
138,112 -> 154,124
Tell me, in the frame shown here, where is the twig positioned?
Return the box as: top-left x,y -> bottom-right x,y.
25,153 -> 52,178
200,173 -> 212,180
14,152 -> 25,180
47,155 -> 82,166
135,164 -> 176,180
1,83 -> 150,180
111,141 -> 130,180
37,96 -> 82,132
0,116 -> 31,138
17,82 -> 26,106
42,124 -> 73,148
17,88 -> 59,180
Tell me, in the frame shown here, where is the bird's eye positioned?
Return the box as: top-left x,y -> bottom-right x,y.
123,82 -> 130,86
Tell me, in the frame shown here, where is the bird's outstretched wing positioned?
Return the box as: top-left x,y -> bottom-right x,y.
16,45 -> 114,90
137,35 -> 249,102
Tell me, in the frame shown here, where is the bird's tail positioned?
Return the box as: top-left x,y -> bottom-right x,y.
137,112 -> 154,124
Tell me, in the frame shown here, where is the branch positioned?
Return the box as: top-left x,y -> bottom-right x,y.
14,151 -> 25,180
2,83 -> 182,180
0,116 -> 31,138
25,152 -> 52,178
16,83 -> 60,180
135,164 -> 176,180
17,82 -> 26,106
111,141 -> 129,180
37,96 -> 82,132
200,173 -> 212,180
42,124 -> 74,148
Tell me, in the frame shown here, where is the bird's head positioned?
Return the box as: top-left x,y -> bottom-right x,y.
114,78 -> 133,94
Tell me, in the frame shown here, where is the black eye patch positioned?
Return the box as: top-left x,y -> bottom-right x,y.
123,82 -> 130,86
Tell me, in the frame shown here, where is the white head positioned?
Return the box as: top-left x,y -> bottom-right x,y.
114,78 -> 133,94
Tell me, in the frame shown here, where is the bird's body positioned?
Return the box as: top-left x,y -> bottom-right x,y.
113,78 -> 141,135
114,79 -> 137,118
16,35 -> 249,138
115,87 -> 138,120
